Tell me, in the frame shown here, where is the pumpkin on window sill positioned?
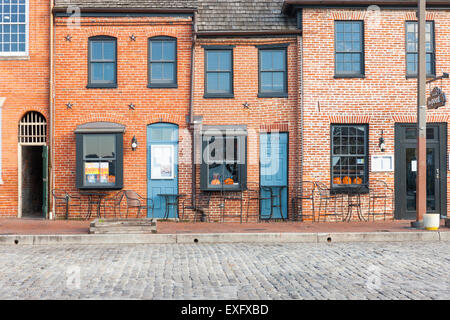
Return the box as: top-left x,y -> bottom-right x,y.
211,179 -> 221,185
224,178 -> 234,185
342,176 -> 351,184
353,177 -> 362,185
333,177 -> 341,184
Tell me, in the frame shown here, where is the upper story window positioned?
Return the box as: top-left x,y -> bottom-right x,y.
0,0 -> 28,56
258,45 -> 288,98
335,21 -> 364,78
88,36 -> 117,88
148,36 -> 177,88
406,21 -> 435,77
204,46 -> 234,98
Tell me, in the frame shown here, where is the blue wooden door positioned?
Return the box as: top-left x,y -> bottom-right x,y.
260,133 -> 288,219
147,123 -> 179,218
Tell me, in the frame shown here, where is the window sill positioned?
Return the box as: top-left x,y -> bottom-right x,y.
147,83 -> 178,89
0,55 -> 30,61
78,185 -> 123,190
203,93 -> 235,99
406,75 -> 436,79
201,186 -> 243,192
334,74 -> 366,79
331,186 -> 369,194
258,92 -> 288,99
86,84 -> 118,89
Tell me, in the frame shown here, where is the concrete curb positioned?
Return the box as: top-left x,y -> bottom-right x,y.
0,231 -> 448,245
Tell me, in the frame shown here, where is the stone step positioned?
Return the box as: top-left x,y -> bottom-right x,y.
89,218 -> 157,234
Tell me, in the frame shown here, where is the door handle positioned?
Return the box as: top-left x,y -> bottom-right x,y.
436,168 -> 440,180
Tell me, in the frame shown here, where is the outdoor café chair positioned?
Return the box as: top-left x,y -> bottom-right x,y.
368,180 -> 393,221
101,191 -> 124,218
291,181 -> 316,222
52,189 -> 81,219
315,182 -> 345,222
181,192 -> 211,222
122,190 -> 154,219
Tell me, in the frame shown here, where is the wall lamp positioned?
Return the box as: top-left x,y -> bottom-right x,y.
131,136 -> 138,151
379,130 -> 386,152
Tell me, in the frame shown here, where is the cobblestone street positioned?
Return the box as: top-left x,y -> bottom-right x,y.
0,242 -> 448,300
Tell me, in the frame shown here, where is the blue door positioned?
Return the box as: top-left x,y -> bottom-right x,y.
260,133 -> 288,219
147,123 -> 179,218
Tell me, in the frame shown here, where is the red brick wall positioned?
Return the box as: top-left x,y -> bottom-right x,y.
0,0 -> 50,217
192,37 -> 300,222
53,16 -> 193,218
301,8 -> 450,220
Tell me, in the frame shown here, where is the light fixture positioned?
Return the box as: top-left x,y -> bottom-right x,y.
131,136 -> 138,151
379,130 -> 386,152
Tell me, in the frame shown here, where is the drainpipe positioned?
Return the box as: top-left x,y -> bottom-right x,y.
189,11 -> 198,210
48,0 -> 54,219
298,34 -> 304,216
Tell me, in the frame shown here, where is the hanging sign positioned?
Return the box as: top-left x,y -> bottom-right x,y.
427,87 -> 446,109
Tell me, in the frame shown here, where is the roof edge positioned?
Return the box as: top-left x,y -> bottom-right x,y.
52,6 -> 197,14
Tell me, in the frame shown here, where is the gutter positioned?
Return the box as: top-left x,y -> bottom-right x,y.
196,30 -> 301,38
52,7 -> 197,15
49,0 -> 54,219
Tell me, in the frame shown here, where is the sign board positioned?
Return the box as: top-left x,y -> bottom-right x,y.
427,86 -> 446,109
151,145 -> 174,180
371,155 -> 394,172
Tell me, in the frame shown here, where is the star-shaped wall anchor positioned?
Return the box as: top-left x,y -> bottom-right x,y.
66,102 -> 73,109
65,35 -> 72,42
243,102 -> 250,109
130,34 -> 136,41
128,103 -> 135,110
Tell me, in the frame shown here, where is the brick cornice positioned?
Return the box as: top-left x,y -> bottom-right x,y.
328,115 -> 371,123
392,114 -> 449,123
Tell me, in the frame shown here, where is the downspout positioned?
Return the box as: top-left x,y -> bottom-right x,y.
299,33 -> 304,213
189,11 -> 198,211
49,0 -> 54,219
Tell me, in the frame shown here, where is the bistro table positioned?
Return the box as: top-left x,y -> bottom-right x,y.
344,184 -> 368,222
259,185 -> 287,221
79,191 -> 108,220
158,193 -> 186,219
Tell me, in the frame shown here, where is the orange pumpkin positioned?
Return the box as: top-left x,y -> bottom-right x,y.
342,176 -> 351,184
211,179 -> 221,185
353,177 -> 362,184
224,178 -> 234,185
333,177 -> 341,184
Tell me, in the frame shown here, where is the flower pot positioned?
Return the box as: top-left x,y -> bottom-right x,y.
423,214 -> 440,231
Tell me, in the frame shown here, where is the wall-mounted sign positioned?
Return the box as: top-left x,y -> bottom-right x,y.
371,155 -> 394,172
151,145 -> 174,180
427,86 -> 446,109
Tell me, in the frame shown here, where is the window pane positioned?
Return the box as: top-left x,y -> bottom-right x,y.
90,42 -> 102,60
261,72 -> 272,91
206,51 -> 219,71
272,72 -> 284,91
151,41 -> 163,61
218,73 -> 230,92
163,62 -> 174,81
99,135 -> 115,159
103,63 -> 115,82
84,135 -> 100,158
206,73 -> 219,92
163,41 -> 175,61
272,50 -> 285,70
261,50 -> 272,71
218,51 -> 231,70
151,62 -> 163,80
103,41 -> 115,60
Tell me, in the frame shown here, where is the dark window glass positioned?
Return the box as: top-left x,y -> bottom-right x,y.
0,0 -> 27,54
205,49 -> 233,96
201,132 -> 246,191
335,21 -> 364,76
88,36 -> 117,87
82,134 -> 117,187
406,21 -> 435,76
331,124 -> 368,189
148,37 -> 177,86
259,48 -> 287,96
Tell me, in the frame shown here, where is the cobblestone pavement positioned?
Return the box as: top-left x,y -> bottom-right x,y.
0,242 -> 448,300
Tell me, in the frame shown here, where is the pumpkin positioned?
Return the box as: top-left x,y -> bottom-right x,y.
342,176 -> 351,184
211,179 -> 221,185
333,177 -> 341,184
353,177 -> 362,184
224,178 -> 234,185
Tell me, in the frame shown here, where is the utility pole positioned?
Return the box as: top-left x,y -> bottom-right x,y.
412,0 -> 427,228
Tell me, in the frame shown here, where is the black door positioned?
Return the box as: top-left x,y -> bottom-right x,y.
395,123 -> 447,219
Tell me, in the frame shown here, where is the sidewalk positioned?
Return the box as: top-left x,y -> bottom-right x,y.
0,218 -> 448,245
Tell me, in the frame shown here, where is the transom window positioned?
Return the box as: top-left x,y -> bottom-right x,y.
88,36 -> 117,88
148,36 -> 177,88
406,21 -> 435,77
335,21 -> 364,77
204,47 -> 233,98
258,46 -> 288,98
0,0 -> 28,56
331,124 -> 368,191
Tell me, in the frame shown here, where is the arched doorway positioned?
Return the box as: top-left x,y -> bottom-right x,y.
18,111 -> 48,218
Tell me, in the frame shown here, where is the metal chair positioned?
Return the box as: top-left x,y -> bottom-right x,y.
219,187 -> 244,223
52,189 -> 81,219
245,182 -> 269,222
122,190 -> 154,219
346,184 -> 368,222
291,181 -> 316,222
315,182 -> 345,222
101,191 -> 124,218
368,180 -> 393,221
182,192 -> 211,222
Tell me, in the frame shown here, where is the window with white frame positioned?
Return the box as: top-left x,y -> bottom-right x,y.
0,0 -> 28,56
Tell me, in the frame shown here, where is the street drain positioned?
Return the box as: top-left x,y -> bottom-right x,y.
193,238 -> 199,243
327,237 -> 332,243
14,239 -> 19,245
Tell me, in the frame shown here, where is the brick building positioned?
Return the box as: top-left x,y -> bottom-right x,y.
283,0 -> 450,220
0,0 -> 50,218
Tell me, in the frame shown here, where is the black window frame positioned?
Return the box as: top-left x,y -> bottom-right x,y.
200,127 -> 247,192
87,35 -> 118,89
405,20 -> 436,78
148,36 -> 178,88
330,124 -> 369,193
203,45 -> 234,99
257,44 -> 289,98
76,131 -> 123,190
334,20 -> 365,78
